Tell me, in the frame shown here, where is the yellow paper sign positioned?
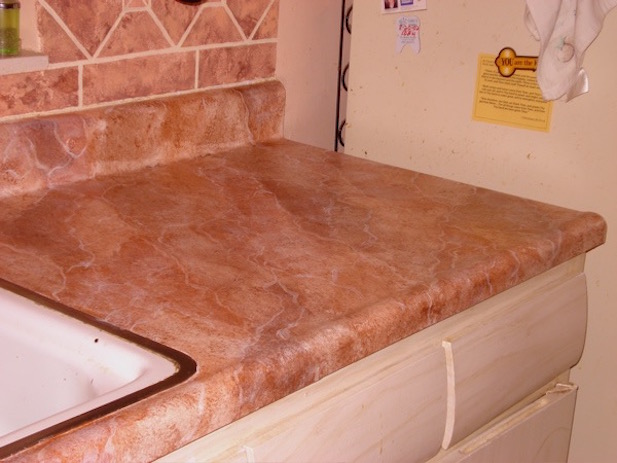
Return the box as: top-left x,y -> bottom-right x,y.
472,54 -> 552,132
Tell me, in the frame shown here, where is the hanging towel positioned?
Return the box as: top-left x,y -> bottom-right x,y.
525,0 -> 617,101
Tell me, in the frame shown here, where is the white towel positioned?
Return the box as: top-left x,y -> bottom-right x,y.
525,0 -> 617,101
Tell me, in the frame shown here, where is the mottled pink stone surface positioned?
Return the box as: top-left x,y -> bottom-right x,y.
0,69 -> 79,117
0,84 -> 606,462
0,81 -> 285,197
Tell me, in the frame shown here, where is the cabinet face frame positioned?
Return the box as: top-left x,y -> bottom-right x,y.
157,256 -> 586,463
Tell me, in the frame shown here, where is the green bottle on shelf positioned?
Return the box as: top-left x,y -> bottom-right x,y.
0,0 -> 20,56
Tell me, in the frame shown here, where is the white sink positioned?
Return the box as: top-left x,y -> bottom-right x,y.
0,281 -> 195,457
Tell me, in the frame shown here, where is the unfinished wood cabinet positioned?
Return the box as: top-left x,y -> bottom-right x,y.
157,257 -> 587,463
441,273 -> 587,448
245,345 -> 447,463
158,332 -> 448,463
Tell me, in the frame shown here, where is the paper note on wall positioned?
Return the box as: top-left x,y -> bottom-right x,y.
382,0 -> 427,14
472,54 -> 552,132
396,16 -> 420,53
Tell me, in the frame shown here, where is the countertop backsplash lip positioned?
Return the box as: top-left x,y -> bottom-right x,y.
0,80 -> 285,199
0,82 -> 607,462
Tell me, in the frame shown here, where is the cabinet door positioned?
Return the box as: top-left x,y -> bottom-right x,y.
433,384 -> 577,463
441,274 -> 587,448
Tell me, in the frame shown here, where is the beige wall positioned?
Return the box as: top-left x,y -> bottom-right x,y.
276,0 -> 342,149
345,1 -> 616,461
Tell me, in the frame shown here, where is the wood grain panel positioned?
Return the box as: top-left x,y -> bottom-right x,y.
441,275 -> 587,448
158,339 -> 446,463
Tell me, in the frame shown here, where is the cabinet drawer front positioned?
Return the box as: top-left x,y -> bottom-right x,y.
434,384 -> 577,463
442,274 -> 587,448
157,340 -> 447,463
248,347 -> 446,463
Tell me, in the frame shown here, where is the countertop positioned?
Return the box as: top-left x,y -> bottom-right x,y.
0,137 -> 606,462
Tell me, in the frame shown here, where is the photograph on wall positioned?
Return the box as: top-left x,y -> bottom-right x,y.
382,0 -> 427,14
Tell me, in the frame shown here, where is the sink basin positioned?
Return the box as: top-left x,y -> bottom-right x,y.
0,280 -> 196,457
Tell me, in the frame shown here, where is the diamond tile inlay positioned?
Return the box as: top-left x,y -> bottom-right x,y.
151,0 -> 201,45
36,4 -> 87,63
45,0 -> 123,56
227,0 -> 273,38
183,6 -> 243,46
99,11 -> 171,57
254,0 -> 279,40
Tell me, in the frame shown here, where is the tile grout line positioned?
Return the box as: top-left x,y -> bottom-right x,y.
44,39 -> 278,70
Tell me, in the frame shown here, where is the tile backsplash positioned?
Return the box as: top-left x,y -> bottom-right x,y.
0,0 -> 278,122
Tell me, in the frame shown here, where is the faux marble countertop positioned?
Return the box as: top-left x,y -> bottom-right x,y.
0,138 -> 606,462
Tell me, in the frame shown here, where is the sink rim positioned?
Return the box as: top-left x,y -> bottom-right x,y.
0,278 -> 197,458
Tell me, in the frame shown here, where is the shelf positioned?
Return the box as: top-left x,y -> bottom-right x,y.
0,50 -> 49,76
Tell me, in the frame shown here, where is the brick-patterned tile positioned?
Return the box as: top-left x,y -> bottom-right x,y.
183,6 -> 242,46
83,53 -> 196,105
0,0 -> 280,122
99,11 -> 171,57
0,68 -> 79,117
198,43 -> 276,87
